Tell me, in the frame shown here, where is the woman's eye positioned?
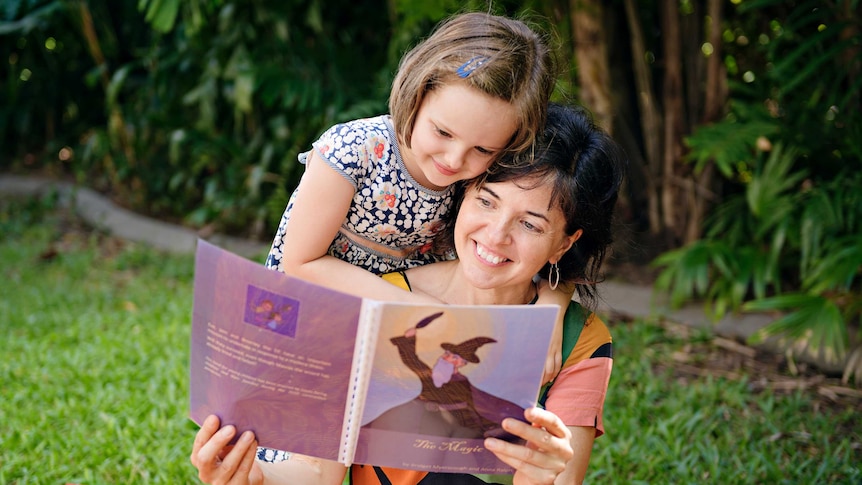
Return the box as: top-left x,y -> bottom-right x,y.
522,220 -> 542,233
476,197 -> 492,208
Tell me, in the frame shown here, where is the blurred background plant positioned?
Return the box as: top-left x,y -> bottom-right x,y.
652,0 -> 861,382
3,0 -> 395,237
1,0 -> 859,377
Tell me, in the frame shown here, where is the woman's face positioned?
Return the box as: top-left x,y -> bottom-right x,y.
454,177 -> 578,293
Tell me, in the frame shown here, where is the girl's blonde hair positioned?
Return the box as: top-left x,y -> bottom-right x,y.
389,12 -> 557,159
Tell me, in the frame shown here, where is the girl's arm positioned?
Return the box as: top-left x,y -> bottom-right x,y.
257,456 -> 347,485
555,426 -> 595,485
535,280 -> 576,384
278,150 -> 440,304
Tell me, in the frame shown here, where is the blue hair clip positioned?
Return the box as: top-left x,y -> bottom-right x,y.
456,55 -> 490,78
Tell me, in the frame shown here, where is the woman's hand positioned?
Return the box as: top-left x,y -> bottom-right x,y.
190,415 -> 263,485
484,407 -> 574,485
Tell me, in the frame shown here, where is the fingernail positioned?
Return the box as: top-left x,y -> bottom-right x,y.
239,430 -> 254,443
484,438 -> 499,450
220,425 -> 235,437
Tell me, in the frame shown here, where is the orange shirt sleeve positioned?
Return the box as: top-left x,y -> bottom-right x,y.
544,313 -> 613,437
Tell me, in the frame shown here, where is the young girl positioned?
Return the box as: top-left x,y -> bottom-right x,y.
265,11 -> 556,285
263,11 -> 572,385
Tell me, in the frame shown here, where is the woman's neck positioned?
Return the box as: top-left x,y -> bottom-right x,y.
409,261 -> 536,306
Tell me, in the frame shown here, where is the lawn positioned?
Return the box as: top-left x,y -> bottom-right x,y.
1,196 -> 859,484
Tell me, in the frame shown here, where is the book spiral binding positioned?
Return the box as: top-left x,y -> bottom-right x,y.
338,300 -> 382,465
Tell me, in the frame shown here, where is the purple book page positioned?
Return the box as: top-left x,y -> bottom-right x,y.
353,303 -> 556,474
189,240 -> 363,461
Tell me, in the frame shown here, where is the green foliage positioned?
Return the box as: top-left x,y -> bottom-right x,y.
654,240 -> 765,320
745,294 -> 848,365
138,0 -> 181,33
97,0 -> 395,236
0,0 -> 107,164
3,0 -> 395,235
735,0 -> 861,170
656,143 -> 862,364
684,102 -> 780,178
655,1 -> 861,367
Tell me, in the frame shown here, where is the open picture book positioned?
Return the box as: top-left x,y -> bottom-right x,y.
189,240 -> 558,474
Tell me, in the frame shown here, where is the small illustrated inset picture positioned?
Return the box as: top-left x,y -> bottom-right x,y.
244,285 -> 300,338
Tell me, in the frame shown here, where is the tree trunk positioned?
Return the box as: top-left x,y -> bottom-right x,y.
569,0 -> 614,134
659,0 -> 686,244
623,0 -> 663,236
702,0 -> 726,123
683,0 -> 726,244
75,1 -> 136,175
839,0 -> 861,113
681,1 -> 704,127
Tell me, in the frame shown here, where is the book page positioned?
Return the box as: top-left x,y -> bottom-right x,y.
353,303 -> 557,474
189,240 -> 363,461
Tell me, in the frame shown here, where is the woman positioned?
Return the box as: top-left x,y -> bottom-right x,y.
190,103 -> 626,485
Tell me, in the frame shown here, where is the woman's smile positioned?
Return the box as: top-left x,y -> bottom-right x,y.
474,241 -> 509,265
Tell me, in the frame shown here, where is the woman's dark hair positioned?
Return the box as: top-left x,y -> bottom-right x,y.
434,103 -> 626,310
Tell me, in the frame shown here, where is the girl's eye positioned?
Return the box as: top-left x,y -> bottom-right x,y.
475,146 -> 493,156
436,127 -> 451,138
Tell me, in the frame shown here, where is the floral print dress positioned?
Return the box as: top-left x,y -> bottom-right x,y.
265,115 -> 453,276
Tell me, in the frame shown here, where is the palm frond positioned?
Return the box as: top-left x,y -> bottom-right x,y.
745,294 -> 848,365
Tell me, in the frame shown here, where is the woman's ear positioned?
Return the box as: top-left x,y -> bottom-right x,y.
551,229 -> 582,262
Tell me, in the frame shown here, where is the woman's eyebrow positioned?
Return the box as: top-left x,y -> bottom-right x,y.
479,186 -> 500,200
528,211 -> 550,221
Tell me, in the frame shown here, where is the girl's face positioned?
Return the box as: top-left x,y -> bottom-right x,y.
403,83 -> 518,191
454,178 -> 579,294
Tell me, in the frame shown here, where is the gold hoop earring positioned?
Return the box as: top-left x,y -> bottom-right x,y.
549,263 -> 560,291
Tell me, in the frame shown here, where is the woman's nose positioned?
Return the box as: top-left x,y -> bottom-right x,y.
486,217 -> 512,244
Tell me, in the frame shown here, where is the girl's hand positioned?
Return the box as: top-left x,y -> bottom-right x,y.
536,278 -> 573,385
484,407 -> 574,485
190,415 -> 263,485
542,316 -> 563,385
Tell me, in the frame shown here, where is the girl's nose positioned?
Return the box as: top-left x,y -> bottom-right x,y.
445,146 -> 469,170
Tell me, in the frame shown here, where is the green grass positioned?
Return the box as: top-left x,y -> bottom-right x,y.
588,321 -> 861,483
1,198 -> 859,484
1,199 -> 198,484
